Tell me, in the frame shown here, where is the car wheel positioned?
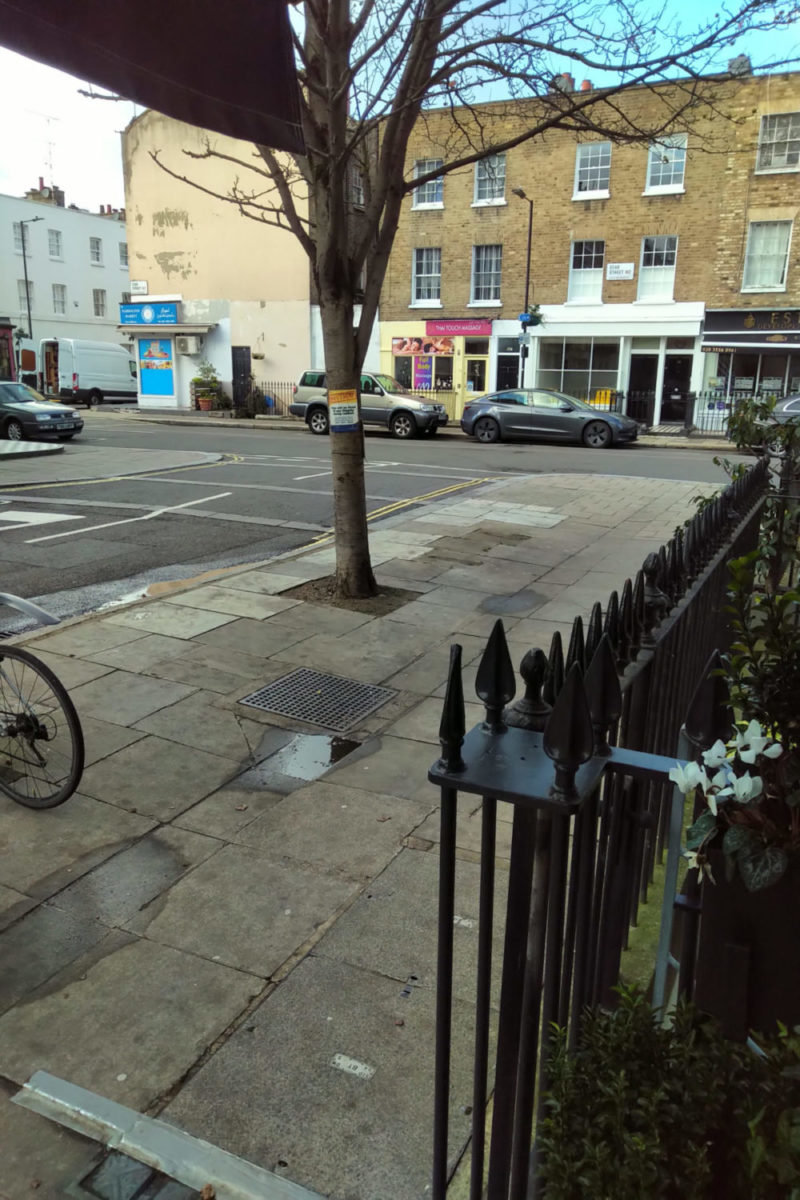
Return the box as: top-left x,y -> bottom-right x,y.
582,420 -> 613,449
5,419 -> 24,441
390,412 -> 416,439
474,416 -> 500,444
89,389 -> 103,407
308,408 -> 330,435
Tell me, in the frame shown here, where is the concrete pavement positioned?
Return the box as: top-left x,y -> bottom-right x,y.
0,470 -> 702,1198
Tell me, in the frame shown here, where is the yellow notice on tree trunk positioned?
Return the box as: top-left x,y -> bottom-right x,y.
329,389 -> 360,432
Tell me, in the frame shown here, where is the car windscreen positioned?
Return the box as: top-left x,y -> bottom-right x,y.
0,383 -> 38,403
373,375 -> 410,394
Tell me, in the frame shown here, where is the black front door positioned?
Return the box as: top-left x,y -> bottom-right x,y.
627,354 -> 658,425
661,355 -> 692,422
232,345 -> 251,406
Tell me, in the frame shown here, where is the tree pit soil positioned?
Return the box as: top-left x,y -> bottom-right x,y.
282,574 -> 417,617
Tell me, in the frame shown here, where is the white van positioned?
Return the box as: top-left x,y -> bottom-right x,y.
39,339 -> 138,405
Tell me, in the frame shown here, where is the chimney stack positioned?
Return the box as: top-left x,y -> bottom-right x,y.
38,176 -> 44,190
580,79 -> 592,92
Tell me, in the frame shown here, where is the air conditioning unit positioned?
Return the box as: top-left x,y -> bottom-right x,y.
176,335 -> 202,355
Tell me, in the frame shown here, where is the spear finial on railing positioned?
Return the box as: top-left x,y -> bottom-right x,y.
438,643 -> 466,771
505,647 -> 550,731
543,662 -> 594,801
584,634 -> 622,756
566,614 -> 585,673
475,619 -> 516,733
684,649 -> 734,751
585,601 -> 603,665
543,630 -> 565,706
641,552 -> 669,648
603,590 -> 620,658
619,578 -> 634,665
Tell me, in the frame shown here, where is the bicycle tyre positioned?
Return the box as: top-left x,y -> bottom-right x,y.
0,645 -> 84,808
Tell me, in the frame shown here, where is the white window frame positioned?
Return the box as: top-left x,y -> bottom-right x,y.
119,241 -> 129,268
644,135 -> 687,195
567,240 -> 605,303
756,112 -> 800,173
742,220 -> 793,292
573,143 -> 611,200
473,155 -> 506,206
13,222 -> 31,254
412,159 -> 444,209
48,228 -> 63,258
92,288 -> 107,317
411,247 -> 442,307
52,283 -> 67,314
637,235 -> 678,302
90,236 -> 103,265
349,167 -> 365,207
469,244 -> 503,305
17,278 -> 33,313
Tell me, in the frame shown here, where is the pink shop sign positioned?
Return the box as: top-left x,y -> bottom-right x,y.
425,319 -> 493,336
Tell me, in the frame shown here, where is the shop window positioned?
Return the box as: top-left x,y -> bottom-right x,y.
434,358 -> 453,390
573,143 -> 611,198
564,341 -> 591,369
645,135 -> 687,192
568,241 -> 604,302
467,359 -> 487,391
756,112 -> 800,172
411,247 -> 441,304
470,246 -> 502,303
48,229 -> 62,258
539,339 -> 564,370
465,338 -> 490,355
52,283 -> 66,314
667,337 -> 694,350
394,357 -> 412,388
474,155 -> 506,204
742,221 -> 792,291
413,159 -> 444,207
638,235 -> 678,301
535,336 -> 619,401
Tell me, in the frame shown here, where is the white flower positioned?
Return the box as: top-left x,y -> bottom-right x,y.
717,771 -> 763,804
735,720 -> 782,765
702,740 -> 730,769
669,761 -> 710,795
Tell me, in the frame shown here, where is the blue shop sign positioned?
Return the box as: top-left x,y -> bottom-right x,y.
120,302 -> 179,325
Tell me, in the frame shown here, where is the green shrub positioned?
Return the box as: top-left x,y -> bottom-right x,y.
537,988 -> 800,1199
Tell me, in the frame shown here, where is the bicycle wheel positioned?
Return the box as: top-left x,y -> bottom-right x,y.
0,645 -> 84,808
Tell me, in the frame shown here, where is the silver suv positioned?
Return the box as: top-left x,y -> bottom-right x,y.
290,370 -> 449,438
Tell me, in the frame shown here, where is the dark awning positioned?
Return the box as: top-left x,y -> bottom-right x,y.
0,0 -> 304,154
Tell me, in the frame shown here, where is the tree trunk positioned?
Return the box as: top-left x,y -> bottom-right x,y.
319,294 -> 377,598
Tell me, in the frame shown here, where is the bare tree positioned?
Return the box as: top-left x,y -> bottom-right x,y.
152,0 -> 798,597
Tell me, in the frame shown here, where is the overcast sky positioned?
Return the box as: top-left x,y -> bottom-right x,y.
0,16 -> 797,214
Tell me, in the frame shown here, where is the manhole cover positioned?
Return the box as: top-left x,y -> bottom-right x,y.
239,668 -> 396,732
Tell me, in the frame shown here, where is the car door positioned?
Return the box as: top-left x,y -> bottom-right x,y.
360,374 -> 390,426
524,390 -> 575,441
490,391 -> 530,436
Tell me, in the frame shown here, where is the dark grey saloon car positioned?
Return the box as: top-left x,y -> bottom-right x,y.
460,388 -> 640,448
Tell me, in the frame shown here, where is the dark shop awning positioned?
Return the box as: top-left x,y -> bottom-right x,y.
0,0 -> 304,154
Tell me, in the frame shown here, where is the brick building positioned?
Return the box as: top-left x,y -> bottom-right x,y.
380,68 -> 800,426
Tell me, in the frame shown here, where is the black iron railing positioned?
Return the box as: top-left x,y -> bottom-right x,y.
429,457 -> 768,1199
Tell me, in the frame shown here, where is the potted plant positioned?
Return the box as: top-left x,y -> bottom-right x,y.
191,359 -> 221,411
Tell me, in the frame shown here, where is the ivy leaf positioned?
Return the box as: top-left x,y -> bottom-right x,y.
687,810 -> 717,850
737,844 -> 789,893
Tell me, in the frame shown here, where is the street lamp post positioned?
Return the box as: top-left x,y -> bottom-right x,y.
511,188 -> 533,387
19,215 -> 43,344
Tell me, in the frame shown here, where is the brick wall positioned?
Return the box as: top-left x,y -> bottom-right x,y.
382,73 -> 800,320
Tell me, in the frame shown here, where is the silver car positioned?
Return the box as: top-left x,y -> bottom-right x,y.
460,388 -> 640,448
290,370 -> 448,438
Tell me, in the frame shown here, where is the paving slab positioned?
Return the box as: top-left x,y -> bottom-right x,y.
172,785 -> 285,841
196,617 -> 314,659
134,690 -> 271,762
84,632 -> 193,672
318,847 -> 507,1005
221,569 -> 318,595
68,670 -> 197,727
107,602 -> 239,640
80,715 -> 148,766
46,825 -> 222,929
324,734 -> 441,802
0,793 -> 155,898
0,903 -> 112,1014
269,634 -> 420,686
164,954 -> 490,1200
0,937 -> 261,1108
28,621 -> 149,659
0,882 -> 35,931
388,696 -> 485,744
164,585 -> 303,620
79,736 -> 240,820
265,602 -> 376,636
131,844 -> 357,977
20,648 -> 115,691
232,782 -> 430,881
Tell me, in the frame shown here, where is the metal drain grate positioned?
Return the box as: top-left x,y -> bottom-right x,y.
239,668 -> 396,732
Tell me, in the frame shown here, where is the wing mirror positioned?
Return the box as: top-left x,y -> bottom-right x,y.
560,402 -> 573,411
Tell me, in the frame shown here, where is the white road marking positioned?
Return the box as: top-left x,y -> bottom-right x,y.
25,491 -> 232,544
0,510 -> 84,531
294,470 -> 332,480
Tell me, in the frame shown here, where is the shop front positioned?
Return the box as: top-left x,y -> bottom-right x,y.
381,318 -> 496,419
118,298 -> 219,409
701,309 -> 800,398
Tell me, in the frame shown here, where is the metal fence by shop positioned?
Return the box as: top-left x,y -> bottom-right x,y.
604,390 -> 789,434
428,458 -> 768,1199
240,380 -> 297,417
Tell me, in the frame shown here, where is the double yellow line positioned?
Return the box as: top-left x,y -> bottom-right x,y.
311,475 -> 493,543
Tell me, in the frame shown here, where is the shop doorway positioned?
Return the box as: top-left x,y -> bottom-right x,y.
466,357 -> 488,394
628,354 -> 658,425
661,355 -> 692,423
